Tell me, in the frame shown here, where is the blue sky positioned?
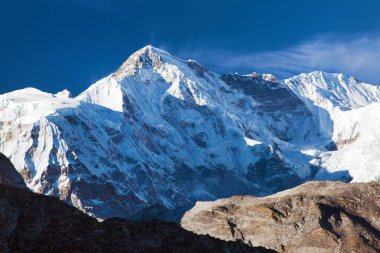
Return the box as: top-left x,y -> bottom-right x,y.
1,0 -> 380,95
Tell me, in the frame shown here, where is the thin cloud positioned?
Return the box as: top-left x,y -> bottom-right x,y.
178,35 -> 380,84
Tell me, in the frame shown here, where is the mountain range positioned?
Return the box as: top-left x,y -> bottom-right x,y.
1,45 -> 379,220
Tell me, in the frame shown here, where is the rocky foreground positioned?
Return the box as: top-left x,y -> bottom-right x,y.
0,153 -> 27,190
182,181 -> 380,253
0,154 -> 272,253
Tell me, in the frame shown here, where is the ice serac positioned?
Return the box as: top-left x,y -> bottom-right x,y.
0,46 -> 374,221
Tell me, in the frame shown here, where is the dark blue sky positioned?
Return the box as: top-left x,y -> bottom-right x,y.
2,0 -> 380,95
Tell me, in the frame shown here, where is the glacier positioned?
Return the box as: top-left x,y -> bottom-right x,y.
0,45 -> 378,220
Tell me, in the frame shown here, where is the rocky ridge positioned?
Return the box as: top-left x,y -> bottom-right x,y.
181,181 -> 380,253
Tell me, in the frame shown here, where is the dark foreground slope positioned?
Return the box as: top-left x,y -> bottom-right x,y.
0,152 -> 275,253
182,181 -> 380,253
0,154 -> 28,190
0,184 -> 275,253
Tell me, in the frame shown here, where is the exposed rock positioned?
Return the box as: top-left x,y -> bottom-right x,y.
0,184 -> 275,253
0,153 -> 27,190
181,181 -> 380,253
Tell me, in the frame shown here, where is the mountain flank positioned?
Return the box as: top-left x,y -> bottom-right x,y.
182,181 -> 380,253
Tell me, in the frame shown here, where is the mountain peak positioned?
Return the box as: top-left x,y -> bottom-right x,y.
0,87 -> 53,103
55,89 -> 72,98
137,44 -> 167,54
285,70 -> 380,110
287,71 -> 366,89
114,45 -> 172,80
249,72 -> 278,82
132,45 -> 169,58
296,71 -> 362,83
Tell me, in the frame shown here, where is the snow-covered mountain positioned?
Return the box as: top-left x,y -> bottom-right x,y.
0,46 -> 378,220
284,71 -> 380,182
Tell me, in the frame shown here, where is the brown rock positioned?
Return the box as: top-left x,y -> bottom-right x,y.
181,181 -> 380,253
0,184 -> 274,253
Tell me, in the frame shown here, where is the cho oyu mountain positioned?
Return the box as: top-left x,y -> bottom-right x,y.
0,45 -> 379,220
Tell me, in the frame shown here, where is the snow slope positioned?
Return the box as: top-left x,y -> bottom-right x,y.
0,46 -> 378,220
285,71 -> 380,182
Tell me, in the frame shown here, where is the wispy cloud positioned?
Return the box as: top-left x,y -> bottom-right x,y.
178,35 -> 380,83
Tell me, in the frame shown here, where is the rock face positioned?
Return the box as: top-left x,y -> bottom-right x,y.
0,153 -> 27,189
0,185 -> 274,253
181,181 -> 380,253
